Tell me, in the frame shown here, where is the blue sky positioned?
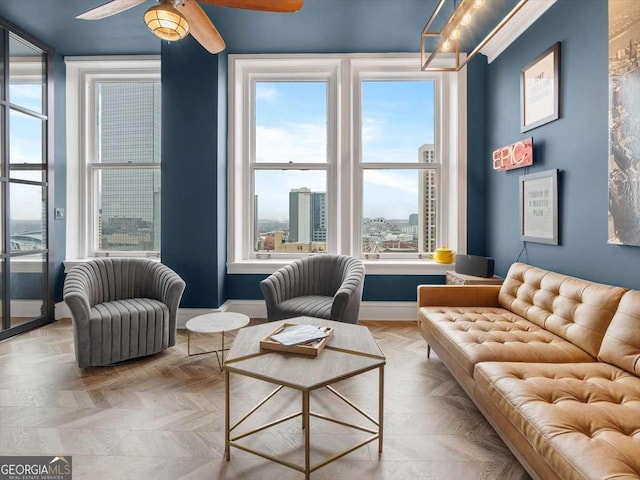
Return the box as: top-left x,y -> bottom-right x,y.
255,79 -> 435,221
9,85 -> 46,221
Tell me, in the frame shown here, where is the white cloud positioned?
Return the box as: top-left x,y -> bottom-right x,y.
364,170 -> 417,195
255,84 -> 281,102
256,122 -> 326,163
361,116 -> 383,144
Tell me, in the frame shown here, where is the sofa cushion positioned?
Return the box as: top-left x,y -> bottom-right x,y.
474,362 -> 640,480
599,290 -> 640,376
498,262 -> 627,357
418,307 -> 594,377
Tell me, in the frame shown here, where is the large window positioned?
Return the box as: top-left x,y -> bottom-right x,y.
0,21 -> 54,340
66,57 -> 161,259
228,55 -> 466,274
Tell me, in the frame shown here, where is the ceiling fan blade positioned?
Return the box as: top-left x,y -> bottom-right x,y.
76,0 -> 148,20
198,0 -> 303,13
176,0 -> 226,54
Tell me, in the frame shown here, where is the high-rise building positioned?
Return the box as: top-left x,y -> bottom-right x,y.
312,192 -> 327,242
418,144 -> 437,253
99,82 -> 161,251
289,187 -> 326,243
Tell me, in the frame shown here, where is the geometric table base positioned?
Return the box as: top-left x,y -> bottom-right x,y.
222,317 -> 386,480
225,370 -> 384,479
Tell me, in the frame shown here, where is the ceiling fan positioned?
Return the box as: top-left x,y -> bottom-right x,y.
76,0 -> 304,54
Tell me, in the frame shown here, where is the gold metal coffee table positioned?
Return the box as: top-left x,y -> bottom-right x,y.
223,316 -> 385,479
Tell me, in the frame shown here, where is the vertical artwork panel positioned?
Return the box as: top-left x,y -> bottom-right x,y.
609,0 -> 640,246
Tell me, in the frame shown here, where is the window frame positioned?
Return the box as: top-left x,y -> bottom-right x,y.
65,56 -> 161,260
228,54 -> 467,275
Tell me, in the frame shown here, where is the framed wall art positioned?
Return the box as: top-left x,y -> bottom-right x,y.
608,0 -> 640,246
519,169 -> 559,245
521,42 -> 560,132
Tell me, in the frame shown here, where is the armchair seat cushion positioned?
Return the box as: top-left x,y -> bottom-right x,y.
89,298 -> 169,366
274,296 -> 333,321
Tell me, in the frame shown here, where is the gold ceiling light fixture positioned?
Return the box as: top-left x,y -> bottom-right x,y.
421,0 -> 529,71
143,0 -> 189,41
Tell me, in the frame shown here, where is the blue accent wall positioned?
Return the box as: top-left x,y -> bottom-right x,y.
467,56 -> 488,256
161,37 -> 227,308
484,0 -> 640,289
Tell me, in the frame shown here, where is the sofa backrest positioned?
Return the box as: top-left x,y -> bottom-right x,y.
498,263 -> 626,357
598,290 -> 640,376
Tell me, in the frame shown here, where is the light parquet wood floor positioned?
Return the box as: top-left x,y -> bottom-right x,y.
0,319 -> 530,480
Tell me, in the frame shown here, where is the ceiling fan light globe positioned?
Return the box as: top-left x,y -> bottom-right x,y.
144,4 -> 190,41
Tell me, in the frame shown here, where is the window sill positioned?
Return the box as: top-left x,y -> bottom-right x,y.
227,259 -> 452,275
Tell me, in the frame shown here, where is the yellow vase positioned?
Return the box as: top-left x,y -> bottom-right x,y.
434,247 -> 454,264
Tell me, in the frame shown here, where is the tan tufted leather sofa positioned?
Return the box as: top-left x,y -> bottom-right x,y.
417,262 -> 640,480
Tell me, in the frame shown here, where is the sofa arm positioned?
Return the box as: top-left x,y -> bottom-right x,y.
417,285 -> 501,308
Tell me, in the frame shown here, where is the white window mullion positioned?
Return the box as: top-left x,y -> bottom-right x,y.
338,58 -> 352,256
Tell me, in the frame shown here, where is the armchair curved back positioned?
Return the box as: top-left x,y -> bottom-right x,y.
64,259 -> 177,305
260,255 -> 365,324
276,255 -> 359,298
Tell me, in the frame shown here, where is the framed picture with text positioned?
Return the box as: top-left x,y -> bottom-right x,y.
521,42 -> 560,132
519,169 -> 559,245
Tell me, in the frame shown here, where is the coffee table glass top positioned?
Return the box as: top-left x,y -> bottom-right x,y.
224,317 -> 385,390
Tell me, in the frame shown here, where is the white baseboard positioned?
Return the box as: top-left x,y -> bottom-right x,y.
359,301 -> 417,321
55,299 -> 417,327
12,300 -> 46,318
55,302 -> 70,319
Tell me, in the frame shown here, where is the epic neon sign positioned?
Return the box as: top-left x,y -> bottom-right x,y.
493,138 -> 533,171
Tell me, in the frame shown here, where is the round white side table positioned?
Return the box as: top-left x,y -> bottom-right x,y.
185,312 -> 250,369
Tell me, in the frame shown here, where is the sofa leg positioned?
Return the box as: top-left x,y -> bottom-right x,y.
427,344 -> 431,358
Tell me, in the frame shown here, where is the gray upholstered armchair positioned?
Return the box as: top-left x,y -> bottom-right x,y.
63,258 -> 186,368
260,255 -> 365,324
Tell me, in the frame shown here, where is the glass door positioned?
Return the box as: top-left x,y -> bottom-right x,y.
0,21 -> 53,340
